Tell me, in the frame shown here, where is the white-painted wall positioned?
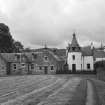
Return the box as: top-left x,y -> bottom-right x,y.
95,58 -> 105,62
67,52 -> 82,71
82,56 -> 94,71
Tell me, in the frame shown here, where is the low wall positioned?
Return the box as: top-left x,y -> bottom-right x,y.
96,68 -> 105,81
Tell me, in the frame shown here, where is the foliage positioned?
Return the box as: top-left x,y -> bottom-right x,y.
0,23 -> 14,53
13,41 -> 24,52
0,23 -> 24,53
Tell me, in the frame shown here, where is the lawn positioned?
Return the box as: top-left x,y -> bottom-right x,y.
0,75 -> 103,105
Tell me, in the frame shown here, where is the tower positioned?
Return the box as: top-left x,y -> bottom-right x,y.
67,33 -> 82,72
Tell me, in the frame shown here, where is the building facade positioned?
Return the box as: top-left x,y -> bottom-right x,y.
67,33 -> 94,72
0,33 -> 105,75
0,48 -> 65,75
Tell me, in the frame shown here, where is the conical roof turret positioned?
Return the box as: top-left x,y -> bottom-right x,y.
67,33 -> 81,52
71,33 -> 80,48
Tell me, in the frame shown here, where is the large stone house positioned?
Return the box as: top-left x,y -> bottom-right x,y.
0,48 -> 65,75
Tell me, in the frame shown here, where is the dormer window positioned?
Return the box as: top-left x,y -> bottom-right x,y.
44,56 -> 48,61
15,54 -> 20,61
32,53 -> 37,60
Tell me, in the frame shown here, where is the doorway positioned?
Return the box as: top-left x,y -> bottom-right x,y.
72,64 -> 76,73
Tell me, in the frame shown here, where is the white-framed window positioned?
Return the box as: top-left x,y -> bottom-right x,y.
13,64 -> 17,70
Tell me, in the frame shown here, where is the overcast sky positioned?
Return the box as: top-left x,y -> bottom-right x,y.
0,0 -> 105,48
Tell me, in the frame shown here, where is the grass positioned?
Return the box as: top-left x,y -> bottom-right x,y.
0,75 -> 104,105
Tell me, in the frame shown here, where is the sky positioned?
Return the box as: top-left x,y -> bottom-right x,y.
0,0 -> 105,48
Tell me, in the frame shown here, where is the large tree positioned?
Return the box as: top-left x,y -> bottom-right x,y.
0,23 -> 15,53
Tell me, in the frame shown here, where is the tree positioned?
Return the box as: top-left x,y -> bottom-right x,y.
0,23 -> 14,53
24,47 -> 31,52
13,41 -> 24,53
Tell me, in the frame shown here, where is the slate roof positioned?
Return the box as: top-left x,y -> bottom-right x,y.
0,53 -> 29,63
71,33 -> 80,48
81,46 -> 93,56
0,49 -> 66,65
93,50 -> 105,58
34,48 -> 66,61
1,45 -> 105,64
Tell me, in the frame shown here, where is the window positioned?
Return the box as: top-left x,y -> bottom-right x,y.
39,66 -> 42,70
44,56 -> 48,61
34,54 -> 37,59
15,54 -> 20,61
31,64 -> 34,69
32,53 -> 37,60
13,64 -> 17,69
87,64 -> 90,69
21,63 -> 25,66
72,55 -> 75,60
72,47 -> 75,51
21,63 -> 25,68
51,66 -> 54,70
81,64 -> 82,69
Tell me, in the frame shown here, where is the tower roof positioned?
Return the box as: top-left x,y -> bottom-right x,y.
71,33 -> 80,48
67,33 -> 81,52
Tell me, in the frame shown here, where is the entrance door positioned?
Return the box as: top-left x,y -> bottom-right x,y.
44,66 -> 48,74
72,64 -> 76,73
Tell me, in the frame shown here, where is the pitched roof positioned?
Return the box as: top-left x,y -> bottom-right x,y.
34,48 -> 66,61
81,46 -> 93,56
93,50 -> 105,58
1,49 -> 64,65
0,53 -> 29,63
